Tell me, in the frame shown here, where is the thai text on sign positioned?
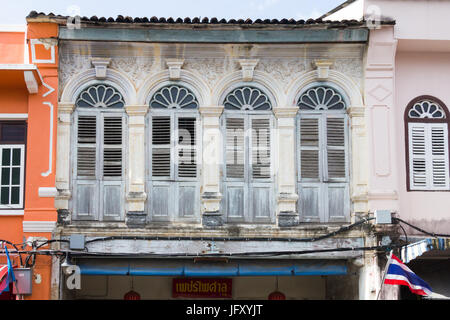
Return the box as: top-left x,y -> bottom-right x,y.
172,278 -> 232,298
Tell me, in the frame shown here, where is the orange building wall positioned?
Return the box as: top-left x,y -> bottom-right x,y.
0,32 -> 25,64
0,22 -> 59,300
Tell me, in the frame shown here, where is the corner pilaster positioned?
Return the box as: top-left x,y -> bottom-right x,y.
55,102 -> 75,221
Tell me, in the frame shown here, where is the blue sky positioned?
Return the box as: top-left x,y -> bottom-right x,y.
1,0 -> 344,25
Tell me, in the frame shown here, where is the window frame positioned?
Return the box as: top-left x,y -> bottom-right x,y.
145,83 -> 202,223
295,82 -> 351,223
404,95 -> 450,191
220,84 -> 276,224
71,83 -> 127,222
0,121 -> 27,211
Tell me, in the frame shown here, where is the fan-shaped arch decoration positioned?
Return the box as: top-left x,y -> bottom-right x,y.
408,100 -> 446,119
224,86 -> 272,111
76,84 -> 125,109
297,86 -> 346,111
149,85 -> 199,109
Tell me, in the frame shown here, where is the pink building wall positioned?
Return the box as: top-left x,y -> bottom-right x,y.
365,0 -> 450,234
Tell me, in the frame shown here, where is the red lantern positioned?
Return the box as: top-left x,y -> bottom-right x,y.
268,291 -> 286,300
124,290 -> 141,300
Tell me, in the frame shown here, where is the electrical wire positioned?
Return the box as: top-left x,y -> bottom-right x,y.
393,217 -> 450,238
0,239 -> 23,266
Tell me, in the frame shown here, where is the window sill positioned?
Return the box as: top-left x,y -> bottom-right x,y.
0,209 -> 24,216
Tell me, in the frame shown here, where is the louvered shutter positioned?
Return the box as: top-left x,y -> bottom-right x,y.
409,123 -> 449,190
226,117 -> 245,179
409,123 -> 427,189
251,118 -> 271,179
101,114 -> 124,221
75,114 -> 99,220
77,115 -> 97,178
103,116 -> 123,177
325,116 -> 347,181
250,116 -> 273,222
299,117 -> 320,180
298,113 -> 349,222
177,117 -> 197,178
325,115 -> 348,221
430,124 -> 449,189
152,116 -> 172,178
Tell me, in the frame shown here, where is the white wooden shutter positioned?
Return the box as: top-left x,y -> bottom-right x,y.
430,124 -> 449,189
299,116 -> 320,180
251,117 -> 271,179
101,114 -> 125,221
74,114 -> 99,220
250,116 -> 273,223
177,116 -> 197,178
103,116 -> 123,177
226,117 -> 245,179
77,115 -> 97,178
152,116 -> 172,178
325,116 -> 347,181
409,123 -> 449,190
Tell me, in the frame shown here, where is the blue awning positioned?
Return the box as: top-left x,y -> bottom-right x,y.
75,259 -> 347,277
400,237 -> 450,263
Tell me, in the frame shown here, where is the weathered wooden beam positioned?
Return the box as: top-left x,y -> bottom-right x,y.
66,236 -> 365,259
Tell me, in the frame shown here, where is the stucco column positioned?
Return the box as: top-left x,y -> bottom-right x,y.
348,106 -> 369,220
125,105 -> 148,227
55,102 -> 75,225
199,106 -> 224,227
273,106 -> 299,227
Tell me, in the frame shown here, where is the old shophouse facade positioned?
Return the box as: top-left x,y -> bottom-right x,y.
25,12 -> 396,300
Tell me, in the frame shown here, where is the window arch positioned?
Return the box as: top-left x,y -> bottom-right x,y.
296,83 -> 350,223
147,83 -> 200,222
405,96 -> 450,191
221,85 -> 274,224
72,83 -> 127,222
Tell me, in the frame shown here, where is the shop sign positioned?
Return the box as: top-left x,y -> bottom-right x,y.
172,278 -> 232,298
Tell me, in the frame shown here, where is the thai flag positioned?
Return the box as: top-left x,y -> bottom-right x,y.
0,246 -> 16,294
384,254 -> 432,296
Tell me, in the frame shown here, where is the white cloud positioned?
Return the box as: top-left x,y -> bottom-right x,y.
250,0 -> 282,12
295,8 -> 322,20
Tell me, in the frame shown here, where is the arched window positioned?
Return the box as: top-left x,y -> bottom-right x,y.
296,84 -> 349,223
72,84 -> 127,221
147,84 -> 200,222
405,96 -> 450,190
221,86 -> 274,223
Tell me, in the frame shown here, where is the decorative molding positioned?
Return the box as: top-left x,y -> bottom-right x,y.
0,210 -> 24,216
166,59 -> 184,80
273,106 -> 299,119
0,113 -> 28,119
23,221 -> 56,233
238,59 -> 259,81
38,187 -> 58,198
183,58 -> 232,90
91,57 -> 111,79
125,104 -> 149,116
41,102 -> 54,177
255,58 -> 306,89
24,71 -> 38,94
199,106 -> 224,117
314,59 -> 333,80
30,39 -> 56,64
